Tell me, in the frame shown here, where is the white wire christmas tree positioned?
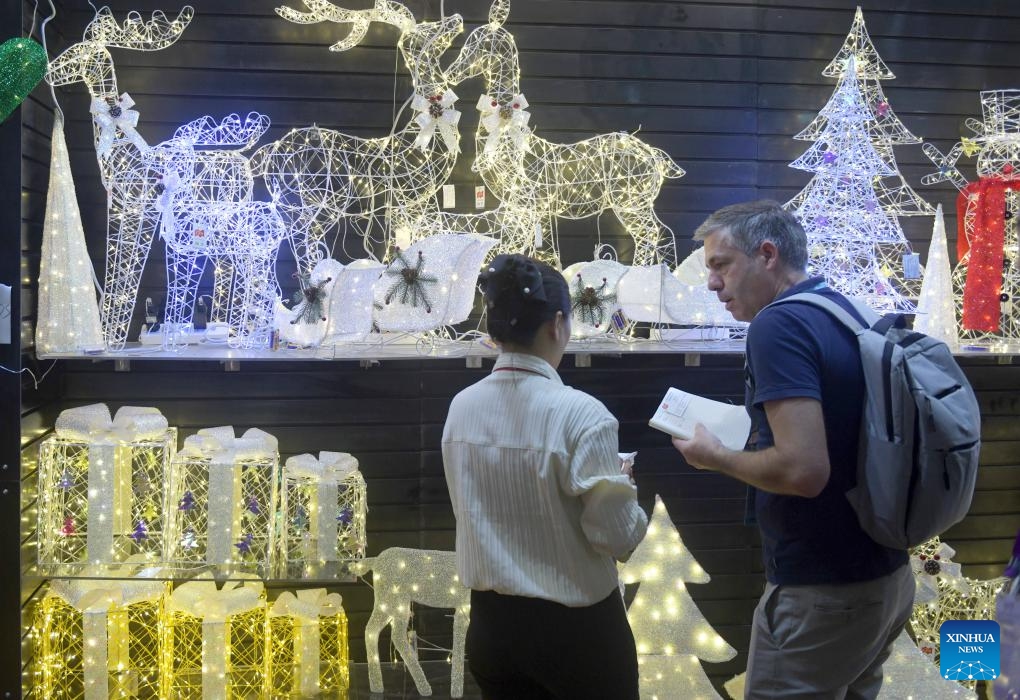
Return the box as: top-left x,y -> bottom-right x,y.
620,496 -> 736,700
36,112 -> 104,355
787,16 -> 928,312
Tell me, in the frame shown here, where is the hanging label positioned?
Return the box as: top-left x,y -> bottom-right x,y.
534,223 -> 543,248
902,252 -> 921,280
442,184 -> 456,209
475,185 -> 486,210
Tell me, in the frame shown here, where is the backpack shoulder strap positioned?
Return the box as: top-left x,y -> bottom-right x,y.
767,292 -> 878,334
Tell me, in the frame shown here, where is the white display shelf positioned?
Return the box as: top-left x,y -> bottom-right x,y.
38,334 -> 751,362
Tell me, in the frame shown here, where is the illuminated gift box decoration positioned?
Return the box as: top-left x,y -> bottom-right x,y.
161,578 -> 266,700
279,452 -> 367,576
33,577 -> 168,700
164,426 -> 279,570
265,589 -> 349,698
37,404 -> 176,568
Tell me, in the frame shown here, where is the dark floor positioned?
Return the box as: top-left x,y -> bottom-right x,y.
346,661 -> 483,699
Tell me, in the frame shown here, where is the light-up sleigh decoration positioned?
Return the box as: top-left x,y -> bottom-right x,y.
252,0 -> 465,272
445,0 -> 685,268
45,6 -> 286,349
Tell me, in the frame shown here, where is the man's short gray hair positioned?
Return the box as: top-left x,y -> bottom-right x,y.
693,200 -> 808,271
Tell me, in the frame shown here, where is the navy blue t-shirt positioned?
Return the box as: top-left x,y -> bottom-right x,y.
746,277 -> 907,585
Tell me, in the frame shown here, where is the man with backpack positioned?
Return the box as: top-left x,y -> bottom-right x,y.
673,200 -> 917,698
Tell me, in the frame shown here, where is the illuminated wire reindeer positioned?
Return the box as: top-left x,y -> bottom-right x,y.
252,0 -> 464,271
46,7 -> 287,349
445,0 -> 685,268
352,547 -> 471,697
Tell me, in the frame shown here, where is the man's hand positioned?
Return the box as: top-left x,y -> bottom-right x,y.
672,423 -> 724,471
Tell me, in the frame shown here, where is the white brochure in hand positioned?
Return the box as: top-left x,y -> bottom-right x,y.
649,387 -> 751,451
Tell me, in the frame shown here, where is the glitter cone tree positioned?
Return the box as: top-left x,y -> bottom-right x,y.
788,39 -> 925,312
36,112 -> 104,354
620,496 -> 736,700
915,204 -> 959,348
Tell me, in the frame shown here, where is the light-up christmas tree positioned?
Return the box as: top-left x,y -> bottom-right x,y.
35,112 -> 104,354
787,14 -> 929,312
915,204 -> 959,348
620,496 -> 736,700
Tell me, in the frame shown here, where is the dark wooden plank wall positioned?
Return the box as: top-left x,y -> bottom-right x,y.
13,0 -> 1020,695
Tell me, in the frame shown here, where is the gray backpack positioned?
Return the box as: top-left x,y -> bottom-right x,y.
769,292 -> 981,549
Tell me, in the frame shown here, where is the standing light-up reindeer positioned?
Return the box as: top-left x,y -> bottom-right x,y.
252,0 -> 464,272
46,7 -> 287,349
352,547 -> 470,697
444,0 -> 685,268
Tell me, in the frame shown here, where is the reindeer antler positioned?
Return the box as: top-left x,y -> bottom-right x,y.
84,6 -> 194,51
277,0 -> 416,51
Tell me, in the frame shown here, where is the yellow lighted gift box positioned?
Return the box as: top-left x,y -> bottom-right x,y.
165,426 -> 279,570
161,577 -> 267,700
32,576 -> 168,700
37,403 -> 176,568
280,452 -> 367,571
265,589 -> 349,698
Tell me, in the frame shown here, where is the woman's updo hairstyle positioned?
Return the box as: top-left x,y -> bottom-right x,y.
480,254 -> 570,346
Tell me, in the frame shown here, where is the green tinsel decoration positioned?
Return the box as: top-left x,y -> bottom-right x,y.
0,37 -> 47,123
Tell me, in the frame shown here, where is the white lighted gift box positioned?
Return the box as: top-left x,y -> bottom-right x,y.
160,578 -> 266,700
36,404 -> 176,569
265,589 -> 350,698
164,426 -> 280,572
32,577 -> 169,700
279,452 -> 367,577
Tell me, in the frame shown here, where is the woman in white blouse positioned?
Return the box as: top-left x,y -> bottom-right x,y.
442,254 -> 648,700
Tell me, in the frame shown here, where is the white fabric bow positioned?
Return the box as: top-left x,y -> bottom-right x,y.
412,89 -> 461,154
154,168 -> 182,213
89,92 -> 148,158
180,425 -> 278,461
911,542 -> 969,604
168,579 -> 265,700
55,403 -> 168,443
284,451 -> 359,483
477,92 -> 531,155
269,589 -> 345,696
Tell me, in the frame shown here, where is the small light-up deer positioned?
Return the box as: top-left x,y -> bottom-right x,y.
353,547 -> 471,697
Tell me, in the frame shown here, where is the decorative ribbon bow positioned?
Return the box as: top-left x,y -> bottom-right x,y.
154,168 -> 182,213
476,93 -> 531,155
412,89 -> 461,155
284,452 -> 361,562
50,577 -> 165,700
179,427 -> 278,565
269,588 -> 344,696
89,93 -> 148,158
54,404 -> 170,563
168,579 -> 265,700
55,403 -> 169,443
910,541 -> 969,604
